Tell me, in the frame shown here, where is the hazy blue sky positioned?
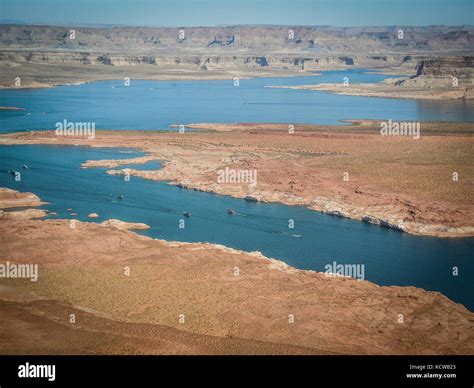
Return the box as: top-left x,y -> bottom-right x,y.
1,0 -> 473,27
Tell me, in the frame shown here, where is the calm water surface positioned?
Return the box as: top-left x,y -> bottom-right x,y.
1,69 -> 473,133
1,144 -> 472,310
0,70 -> 472,309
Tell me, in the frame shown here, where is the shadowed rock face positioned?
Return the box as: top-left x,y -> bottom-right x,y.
0,24 -> 472,87
415,56 -> 474,78
207,34 -> 235,47
339,56 -> 354,65
390,56 -> 474,94
1,25 -> 473,54
0,49 -> 424,75
255,56 -> 269,66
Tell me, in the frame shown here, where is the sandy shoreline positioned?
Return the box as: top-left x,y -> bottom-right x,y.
0,187 -> 45,208
266,82 -> 474,100
1,19 -> 473,359
1,122 -> 473,237
1,119 -> 473,354
0,189 -> 473,355
0,63 -> 321,90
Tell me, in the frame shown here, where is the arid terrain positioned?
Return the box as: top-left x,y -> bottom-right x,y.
1,23 -> 473,356
268,57 -> 474,99
0,188 -> 473,355
1,121 -> 473,237
0,24 -> 473,95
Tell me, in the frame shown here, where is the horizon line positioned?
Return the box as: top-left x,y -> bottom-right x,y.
1,21 -> 473,29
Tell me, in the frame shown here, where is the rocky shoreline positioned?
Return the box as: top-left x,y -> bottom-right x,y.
1,24 -> 472,89
0,188 -> 473,354
267,57 -> 474,100
1,123 -> 473,238
267,81 -> 473,100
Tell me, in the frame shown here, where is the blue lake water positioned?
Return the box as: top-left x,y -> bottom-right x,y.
1,69 -> 473,133
0,69 -> 473,310
1,144 -> 473,310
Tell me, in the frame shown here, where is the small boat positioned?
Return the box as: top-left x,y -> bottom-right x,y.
227,209 -> 235,215
22,164 -> 29,169
8,170 -> 17,176
117,194 -> 124,200
183,211 -> 191,218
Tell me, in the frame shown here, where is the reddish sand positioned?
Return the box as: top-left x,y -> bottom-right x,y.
0,190 -> 473,355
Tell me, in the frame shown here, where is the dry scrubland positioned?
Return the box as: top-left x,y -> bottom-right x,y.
2,121 -> 473,237
0,25 -> 473,94
0,191 -> 473,355
0,116 -> 473,356
1,24 -> 473,355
